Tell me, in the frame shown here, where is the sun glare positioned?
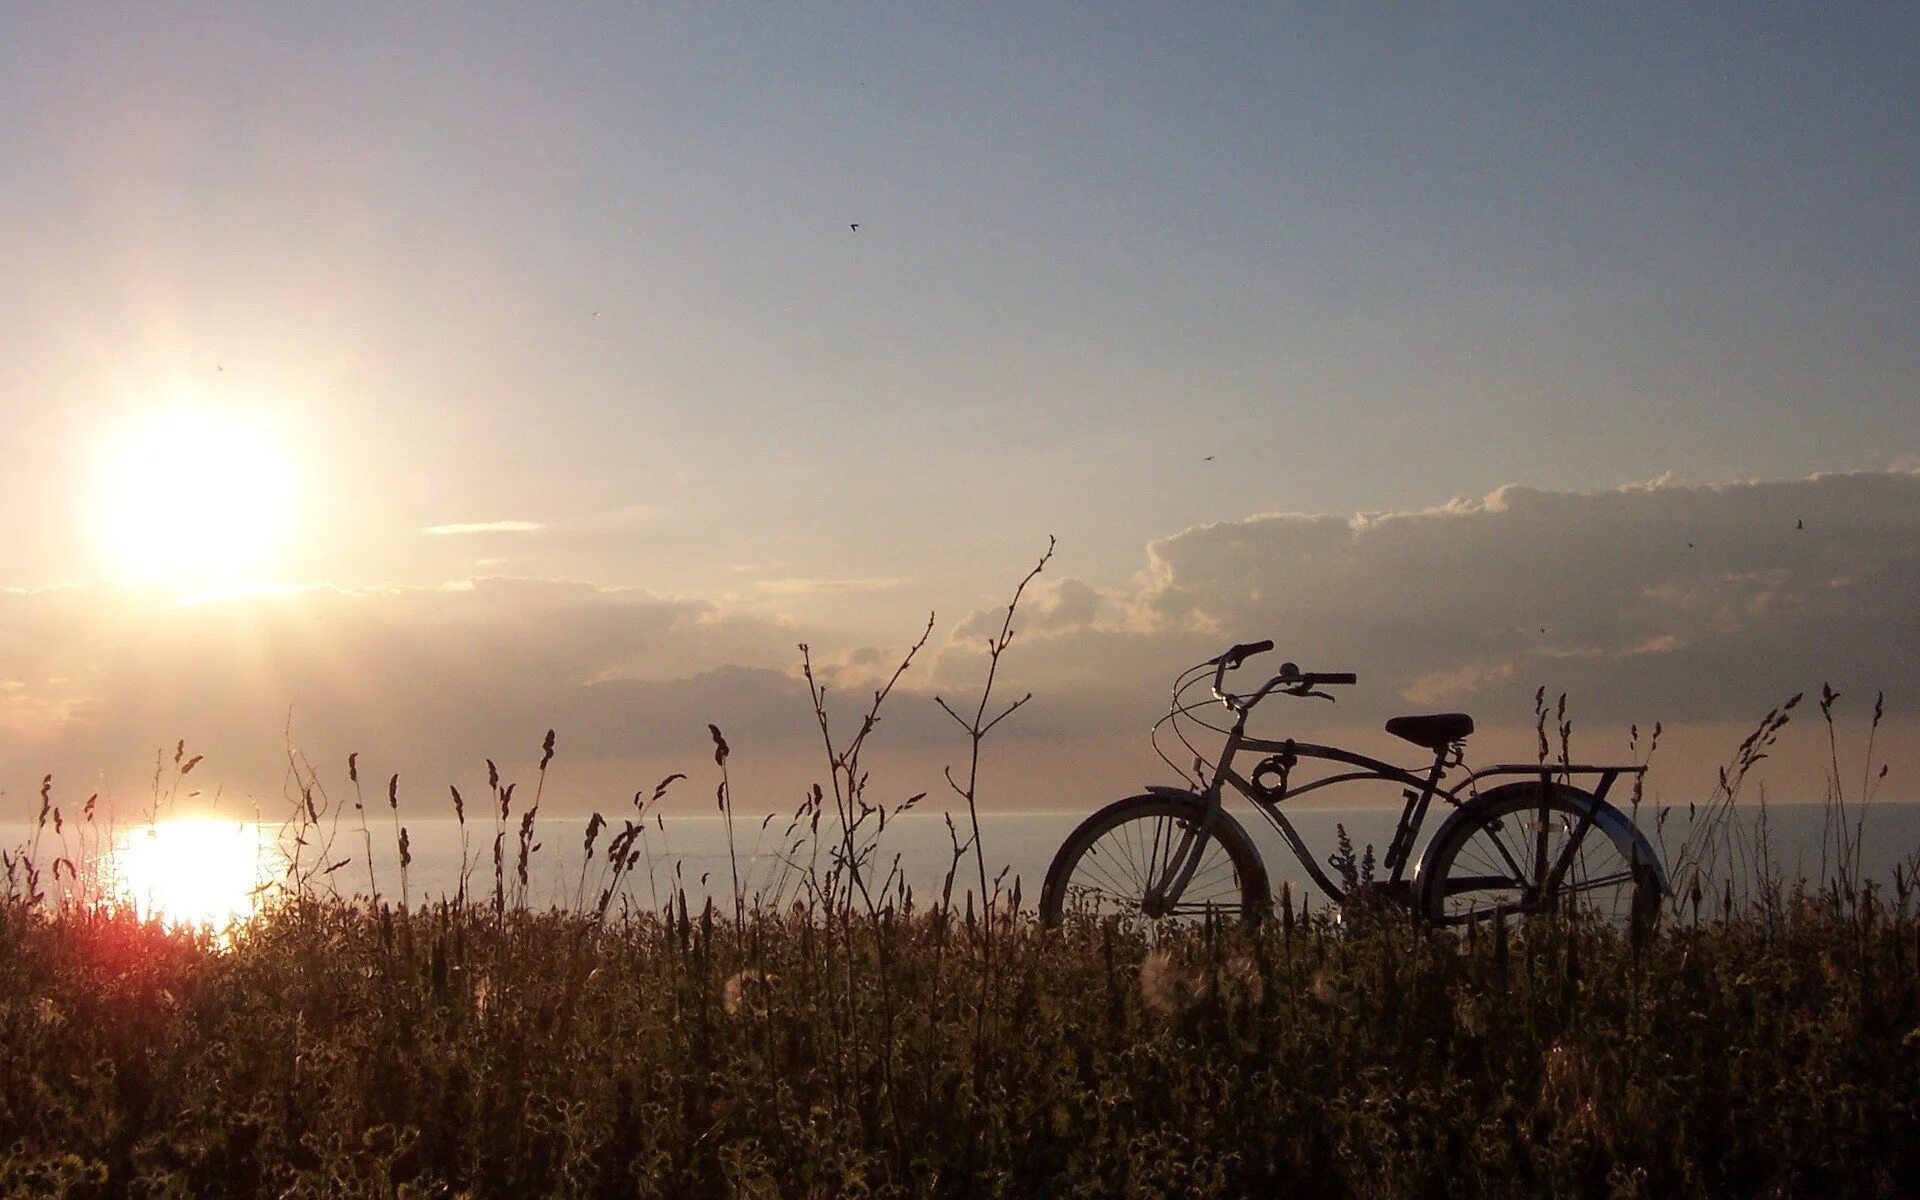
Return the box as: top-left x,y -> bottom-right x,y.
110,818 -> 273,929
95,408 -> 292,591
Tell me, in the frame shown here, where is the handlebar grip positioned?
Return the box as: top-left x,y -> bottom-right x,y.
1228,639 -> 1274,664
1312,672 -> 1358,685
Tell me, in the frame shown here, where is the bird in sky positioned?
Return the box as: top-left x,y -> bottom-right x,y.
1796,518 -> 1804,530
850,223 -> 860,232
1203,455 -> 1214,461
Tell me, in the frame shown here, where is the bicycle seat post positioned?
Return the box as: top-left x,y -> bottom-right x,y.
1383,744 -> 1453,880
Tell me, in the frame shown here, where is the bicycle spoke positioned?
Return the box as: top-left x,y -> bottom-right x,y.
1041,789 -> 1274,928
1146,816 -> 1170,889
1115,822 -> 1148,891
1428,791 -> 1653,925
1061,810 -> 1249,923
1087,832 -> 1144,899
1438,875 -> 1518,896
1078,851 -> 1137,903
1534,798 -> 1551,890
1165,901 -> 1238,916
1479,817 -> 1533,886
1558,869 -> 1635,897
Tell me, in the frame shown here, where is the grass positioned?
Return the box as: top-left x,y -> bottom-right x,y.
2,885 -> 1916,1197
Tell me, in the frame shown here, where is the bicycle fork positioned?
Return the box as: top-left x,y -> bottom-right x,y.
1145,719 -> 1252,915
1142,792 -> 1224,916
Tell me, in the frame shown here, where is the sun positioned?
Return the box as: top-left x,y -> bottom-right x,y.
95,408 -> 292,591
109,818 -> 274,929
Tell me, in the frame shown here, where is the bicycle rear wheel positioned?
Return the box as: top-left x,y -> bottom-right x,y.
1417,783 -> 1661,927
1039,795 -> 1270,927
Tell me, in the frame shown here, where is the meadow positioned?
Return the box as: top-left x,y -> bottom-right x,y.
3,855 -> 1917,1198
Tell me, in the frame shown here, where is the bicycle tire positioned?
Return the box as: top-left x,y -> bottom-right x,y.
1416,782 -> 1661,928
1039,794 -> 1270,927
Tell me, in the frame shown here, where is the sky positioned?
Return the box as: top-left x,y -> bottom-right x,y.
1,5 -> 1916,820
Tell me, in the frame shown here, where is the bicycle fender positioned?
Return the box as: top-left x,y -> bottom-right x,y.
1413,781 -> 1670,898
1143,785 -> 1226,830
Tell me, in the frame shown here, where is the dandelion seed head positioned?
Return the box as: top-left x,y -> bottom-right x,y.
722,969 -> 776,1016
1139,949 -> 1204,1015
1310,968 -> 1342,1007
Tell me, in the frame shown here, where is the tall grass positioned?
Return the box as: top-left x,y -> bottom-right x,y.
2,873 -> 1915,1197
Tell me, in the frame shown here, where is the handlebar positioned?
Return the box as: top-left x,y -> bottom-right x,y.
1209,640 -> 1356,711
1301,672 -> 1358,686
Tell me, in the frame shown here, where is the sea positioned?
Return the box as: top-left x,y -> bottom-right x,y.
7,798 -> 1919,922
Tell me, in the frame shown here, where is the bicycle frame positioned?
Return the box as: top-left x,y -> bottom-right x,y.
1167,702 -> 1646,907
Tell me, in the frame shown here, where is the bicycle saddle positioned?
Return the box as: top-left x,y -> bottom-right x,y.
1385,713 -> 1474,751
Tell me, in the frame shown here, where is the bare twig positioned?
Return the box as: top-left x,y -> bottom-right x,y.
936,535 -> 1054,926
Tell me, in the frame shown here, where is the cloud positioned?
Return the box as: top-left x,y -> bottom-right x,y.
950,577 -> 1114,642
918,470 -> 1920,762
1401,661 -> 1518,707
0,579 -> 804,801
420,520 -> 546,536
1117,469 -> 1920,721
0,576 -> 964,812
3,469 -> 1914,817
750,577 -> 905,596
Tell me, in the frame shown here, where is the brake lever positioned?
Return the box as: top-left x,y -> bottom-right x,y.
1284,684 -> 1336,703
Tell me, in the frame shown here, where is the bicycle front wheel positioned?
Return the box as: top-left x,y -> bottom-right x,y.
1039,795 -> 1270,927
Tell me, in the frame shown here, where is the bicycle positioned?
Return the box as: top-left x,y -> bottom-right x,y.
1038,639 -> 1667,927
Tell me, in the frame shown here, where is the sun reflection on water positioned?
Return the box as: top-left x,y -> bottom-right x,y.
109,818 -> 276,930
